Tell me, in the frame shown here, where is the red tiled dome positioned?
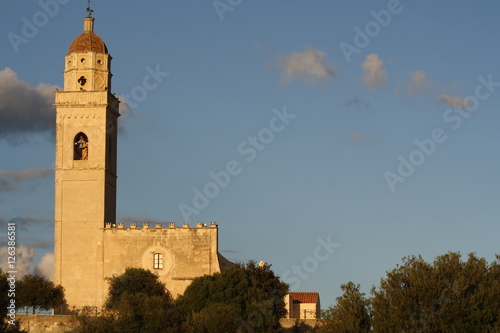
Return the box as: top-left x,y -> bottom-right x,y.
68,31 -> 108,54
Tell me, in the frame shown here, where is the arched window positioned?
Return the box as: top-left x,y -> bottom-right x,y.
74,132 -> 89,160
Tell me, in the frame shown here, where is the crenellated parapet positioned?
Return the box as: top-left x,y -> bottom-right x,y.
102,220 -> 222,299
103,221 -> 218,230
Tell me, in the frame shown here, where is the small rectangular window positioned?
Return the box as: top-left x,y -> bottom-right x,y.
153,253 -> 163,269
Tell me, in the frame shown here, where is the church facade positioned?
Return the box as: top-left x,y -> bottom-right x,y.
53,15 -> 229,308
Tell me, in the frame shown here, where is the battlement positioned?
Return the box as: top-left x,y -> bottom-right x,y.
103,221 -> 217,230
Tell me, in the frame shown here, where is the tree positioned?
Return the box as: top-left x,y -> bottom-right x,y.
185,303 -> 240,333
16,274 -> 65,314
0,269 -> 11,318
72,263 -> 288,332
0,269 -> 26,332
176,261 -> 289,332
370,252 -> 500,332
319,282 -> 371,333
69,306 -> 117,333
106,267 -> 170,309
72,267 -> 178,333
319,252 -> 500,333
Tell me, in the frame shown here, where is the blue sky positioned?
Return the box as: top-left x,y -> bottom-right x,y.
1,0 -> 500,307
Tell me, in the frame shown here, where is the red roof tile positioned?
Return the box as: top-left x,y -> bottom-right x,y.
289,292 -> 319,304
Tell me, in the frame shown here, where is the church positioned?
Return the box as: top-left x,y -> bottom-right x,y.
53,13 -> 233,308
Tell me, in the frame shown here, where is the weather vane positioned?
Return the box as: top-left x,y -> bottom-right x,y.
87,0 -> 93,17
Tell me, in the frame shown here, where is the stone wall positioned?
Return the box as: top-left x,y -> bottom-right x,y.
17,315 -> 77,333
102,222 -> 221,298
16,316 -> 319,333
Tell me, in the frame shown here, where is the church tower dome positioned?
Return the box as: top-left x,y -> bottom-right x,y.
68,17 -> 108,54
62,15 -> 113,92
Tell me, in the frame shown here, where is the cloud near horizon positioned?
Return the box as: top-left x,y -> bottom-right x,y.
0,244 -> 36,278
34,252 -> 54,281
362,54 -> 387,90
0,168 -> 53,191
0,244 -> 54,281
0,67 -> 58,144
278,47 -> 334,85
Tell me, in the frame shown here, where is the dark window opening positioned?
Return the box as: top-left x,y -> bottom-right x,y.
78,76 -> 87,86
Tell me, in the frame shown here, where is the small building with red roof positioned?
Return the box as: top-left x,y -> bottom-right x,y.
284,292 -> 321,319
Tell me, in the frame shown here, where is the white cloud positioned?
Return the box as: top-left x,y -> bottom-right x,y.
439,94 -> 468,107
34,253 -> 54,281
0,244 -> 36,278
0,245 -> 54,280
407,70 -> 429,95
279,47 -> 334,85
362,54 -> 387,89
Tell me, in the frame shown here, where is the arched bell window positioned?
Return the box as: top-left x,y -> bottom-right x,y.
74,132 -> 89,160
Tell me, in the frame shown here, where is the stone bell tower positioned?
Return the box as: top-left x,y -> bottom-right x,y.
53,14 -> 119,307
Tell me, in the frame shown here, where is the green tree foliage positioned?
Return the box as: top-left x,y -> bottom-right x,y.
105,267 -> 170,309
371,252 -> 500,332
72,267 -> 178,333
0,269 -> 10,318
177,261 -> 289,332
16,274 -> 65,314
0,269 -> 26,332
319,282 -> 371,333
72,263 -> 288,332
69,306 -> 116,333
321,252 -> 500,333
185,303 -> 240,333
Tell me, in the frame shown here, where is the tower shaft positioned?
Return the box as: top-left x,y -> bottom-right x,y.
54,16 -> 118,308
